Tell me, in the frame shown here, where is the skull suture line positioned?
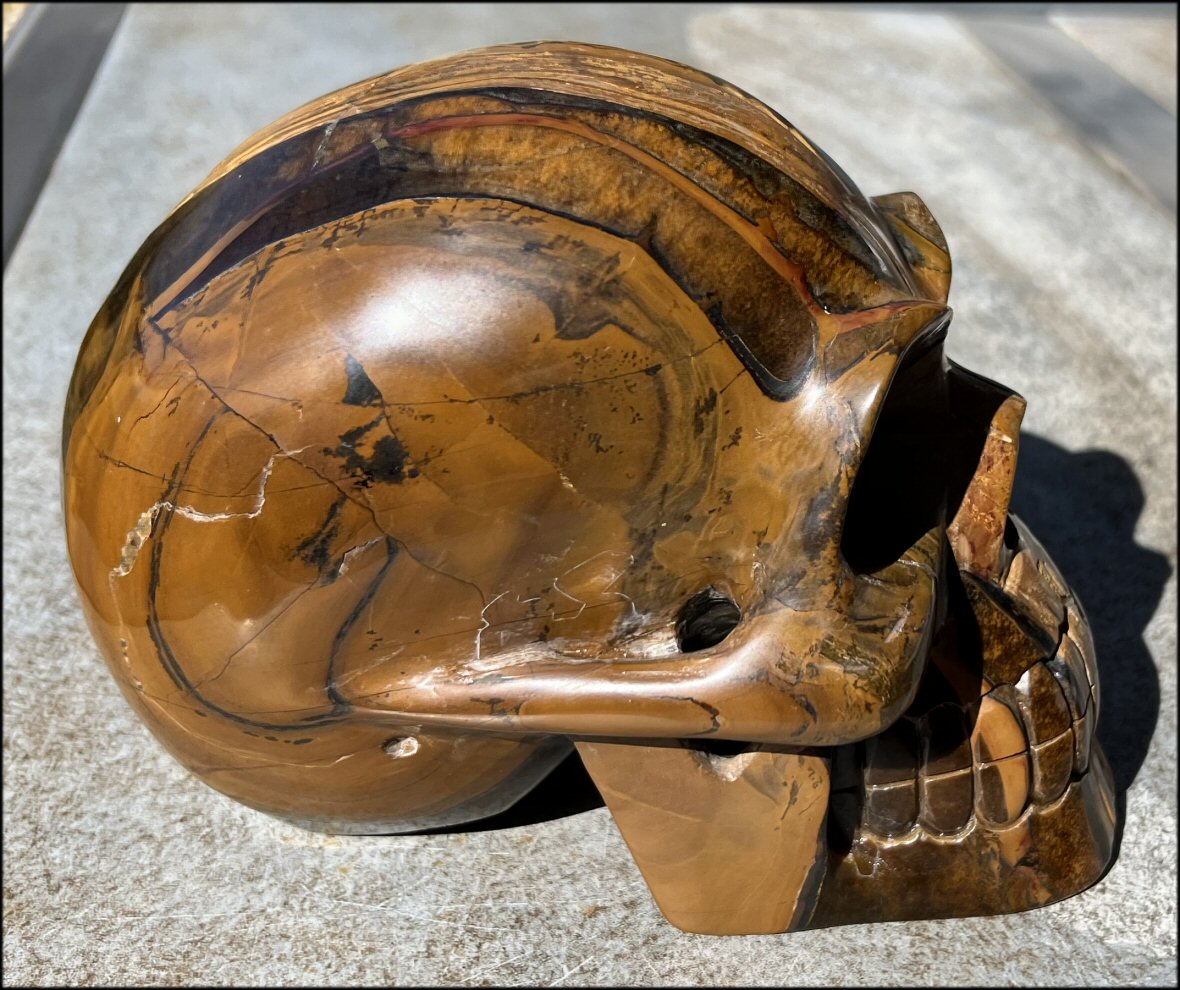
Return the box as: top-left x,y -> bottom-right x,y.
64,42 -> 1115,935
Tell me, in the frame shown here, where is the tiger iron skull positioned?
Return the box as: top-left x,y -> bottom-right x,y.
63,42 -> 1115,935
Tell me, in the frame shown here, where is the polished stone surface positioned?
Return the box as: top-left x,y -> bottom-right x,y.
4,3 -> 1175,985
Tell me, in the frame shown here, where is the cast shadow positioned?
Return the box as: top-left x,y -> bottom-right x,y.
1011,433 -> 1170,853
424,749 -> 606,834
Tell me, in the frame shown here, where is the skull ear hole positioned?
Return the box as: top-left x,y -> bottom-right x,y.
676,588 -> 741,652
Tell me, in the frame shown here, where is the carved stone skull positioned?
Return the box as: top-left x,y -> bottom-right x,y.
63,42 -> 1115,934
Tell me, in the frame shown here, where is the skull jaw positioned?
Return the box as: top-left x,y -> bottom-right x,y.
568,516 -> 1116,935
576,740 -> 830,935
574,759 -> 1116,934
808,743 -> 1116,928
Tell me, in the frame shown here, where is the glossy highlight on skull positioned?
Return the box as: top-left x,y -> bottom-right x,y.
63,41 -> 1115,935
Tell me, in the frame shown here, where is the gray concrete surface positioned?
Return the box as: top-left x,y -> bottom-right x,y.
1051,11 -> 1178,115
4,4 -> 1176,985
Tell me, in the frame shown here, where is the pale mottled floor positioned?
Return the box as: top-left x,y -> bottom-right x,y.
4,4 -> 1176,986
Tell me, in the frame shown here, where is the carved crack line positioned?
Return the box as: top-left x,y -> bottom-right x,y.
147,317 -> 395,534
84,430 -> 171,483
194,581 -> 322,689
110,449 -> 291,579
475,591 -> 510,663
213,382 -> 306,410
658,695 -> 722,734
718,365 -> 750,396
83,425 -> 323,499
126,374 -> 188,434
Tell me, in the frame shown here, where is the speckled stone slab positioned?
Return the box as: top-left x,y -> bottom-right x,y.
4,4 -> 1175,985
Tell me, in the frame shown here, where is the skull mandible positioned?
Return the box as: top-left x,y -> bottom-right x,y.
63,42 -> 1114,935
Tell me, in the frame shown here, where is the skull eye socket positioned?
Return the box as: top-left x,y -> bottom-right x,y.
676,588 -> 741,652
840,333 -> 948,574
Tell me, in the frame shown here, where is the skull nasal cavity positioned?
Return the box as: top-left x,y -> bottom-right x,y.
676,588 -> 741,652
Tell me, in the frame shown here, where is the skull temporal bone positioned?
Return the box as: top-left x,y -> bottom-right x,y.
62,42 -> 1115,935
